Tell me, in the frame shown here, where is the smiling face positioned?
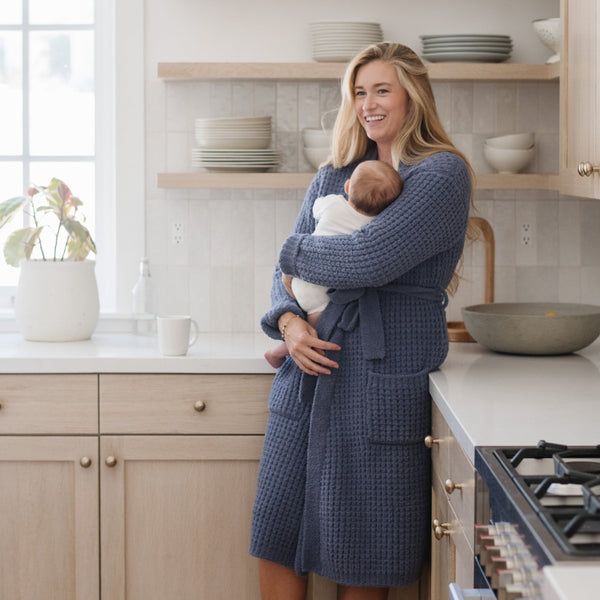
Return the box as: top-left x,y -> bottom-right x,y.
353,59 -> 410,163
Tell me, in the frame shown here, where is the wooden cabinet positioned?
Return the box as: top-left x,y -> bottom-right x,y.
428,402 -> 476,600
98,374 -> 272,600
0,375 -> 99,600
559,0 -> 600,197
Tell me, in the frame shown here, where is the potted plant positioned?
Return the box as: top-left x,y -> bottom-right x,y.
0,177 -> 99,341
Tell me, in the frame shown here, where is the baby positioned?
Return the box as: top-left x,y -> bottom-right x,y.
265,160 -> 404,368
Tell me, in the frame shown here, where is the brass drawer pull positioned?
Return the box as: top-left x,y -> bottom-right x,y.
578,161 -> 600,177
432,518 -> 451,540
424,435 -> 441,448
194,400 -> 207,412
105,455 -> 117,467
80,456 -> 92,468
444,479 -> 464,494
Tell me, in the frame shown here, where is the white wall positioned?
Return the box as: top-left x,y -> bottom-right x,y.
143,0 -> 600,333
144,0 -> 559,66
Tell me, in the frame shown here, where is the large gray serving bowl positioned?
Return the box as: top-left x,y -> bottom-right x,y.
461,302 -> 600,355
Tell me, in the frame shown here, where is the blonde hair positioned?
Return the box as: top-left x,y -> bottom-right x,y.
348,160 -> 403,216
330,42 -> 476,294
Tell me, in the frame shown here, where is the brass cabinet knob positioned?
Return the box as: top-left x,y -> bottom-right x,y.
445,479 -> 464,494
194,400 -> 206,412
424,435 -> 441,448
79,456 -> 92,468
105,455 -> 117,467
578,161 -> 600,177
432,518 -> 451,540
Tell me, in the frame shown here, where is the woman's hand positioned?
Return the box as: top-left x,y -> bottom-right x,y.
279,312 -> 340,376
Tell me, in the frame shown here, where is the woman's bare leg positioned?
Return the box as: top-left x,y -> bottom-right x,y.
258,559 -> 307,600
338,585 -> 389,600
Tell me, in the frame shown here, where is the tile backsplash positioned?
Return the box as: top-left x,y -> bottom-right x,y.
146,76 -> 600,332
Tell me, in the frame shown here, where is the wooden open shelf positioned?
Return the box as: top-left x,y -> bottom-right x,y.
157,172 -> 559,191
158,61 -> 559,81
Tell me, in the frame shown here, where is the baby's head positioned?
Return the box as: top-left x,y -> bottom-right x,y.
345,160 -> 403,216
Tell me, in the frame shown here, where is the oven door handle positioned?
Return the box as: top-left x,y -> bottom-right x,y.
449,583 -> 496,600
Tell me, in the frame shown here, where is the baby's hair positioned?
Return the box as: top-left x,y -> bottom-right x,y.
348,160 -> 403,216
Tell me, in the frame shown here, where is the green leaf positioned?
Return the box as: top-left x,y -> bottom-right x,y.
63,218 -> 97,260
0,196 -> 28,229
4,227 -> 43,267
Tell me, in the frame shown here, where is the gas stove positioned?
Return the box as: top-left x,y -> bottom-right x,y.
474,441 -> 600,599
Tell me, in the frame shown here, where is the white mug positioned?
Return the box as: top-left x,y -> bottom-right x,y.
156,315 -> 199,356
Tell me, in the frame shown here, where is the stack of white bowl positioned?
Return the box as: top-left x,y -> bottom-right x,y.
302,128 -> 332,170
483,132 -> 535,174
193,116 -> 280,172
309,21 -> 383,62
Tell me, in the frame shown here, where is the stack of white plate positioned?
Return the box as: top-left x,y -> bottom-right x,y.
420,34 -> 513,63
191,148 -> 281,172
310,21 -> 383,62
195,116 -> 272,150
193,116 -> 280,172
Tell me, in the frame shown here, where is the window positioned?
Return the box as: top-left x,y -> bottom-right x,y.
0,0 -> 145,317
0,0 -> 95,306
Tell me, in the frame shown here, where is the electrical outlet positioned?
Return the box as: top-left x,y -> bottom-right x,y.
520,222 -> 533,246
171,222 -> 184,245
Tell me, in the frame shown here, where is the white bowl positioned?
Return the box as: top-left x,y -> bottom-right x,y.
532,17 -> 560,63
485,132 -> 535,150
483,143 -> 535,174
303,146 -> 330,170
302,128 -> 333,148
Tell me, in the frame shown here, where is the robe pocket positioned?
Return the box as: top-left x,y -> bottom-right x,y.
267,357 -> 308,421
365,369 -> 431,445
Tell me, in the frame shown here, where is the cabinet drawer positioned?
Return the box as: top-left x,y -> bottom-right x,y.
0,374 -> 98,434
100,374 -> 272,434
431,402 -> 475,552
432,473 -> 475,591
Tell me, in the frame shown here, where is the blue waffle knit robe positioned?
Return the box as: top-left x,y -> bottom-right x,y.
250,148 -> 471,587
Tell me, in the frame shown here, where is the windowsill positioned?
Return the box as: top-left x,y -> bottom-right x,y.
0,310 -> 137,334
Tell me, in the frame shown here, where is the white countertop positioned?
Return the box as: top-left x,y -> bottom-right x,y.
429,339 -> 600,463
429,339 -> 600,600
0,332 -> 279,374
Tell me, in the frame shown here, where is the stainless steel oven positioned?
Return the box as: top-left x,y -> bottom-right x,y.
471,440 -> 600,599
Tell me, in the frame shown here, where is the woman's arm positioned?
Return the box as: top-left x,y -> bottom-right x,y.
279,153 -> 471,290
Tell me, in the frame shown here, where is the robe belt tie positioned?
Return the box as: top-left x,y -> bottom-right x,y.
319,283 -> 448,361
298,283 -> 447,404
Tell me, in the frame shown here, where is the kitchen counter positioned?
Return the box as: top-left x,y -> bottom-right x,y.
429,338 -> 600,600
429,339 -> 600,463
0,332 -> 279,374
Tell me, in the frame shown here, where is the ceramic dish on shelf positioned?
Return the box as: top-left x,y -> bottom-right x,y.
420,33 -> 512,63
310,21 -> 383,62
532,17 -> 560,63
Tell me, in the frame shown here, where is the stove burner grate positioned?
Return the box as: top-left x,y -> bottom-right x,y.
494,440 -> 600,557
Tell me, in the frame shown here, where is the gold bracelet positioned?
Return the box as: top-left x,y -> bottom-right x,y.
280,314 -> 301,341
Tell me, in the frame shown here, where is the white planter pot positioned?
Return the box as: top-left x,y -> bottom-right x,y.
15,259 -> 100,342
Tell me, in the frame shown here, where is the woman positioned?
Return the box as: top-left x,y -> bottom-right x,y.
250,42 -> 474,600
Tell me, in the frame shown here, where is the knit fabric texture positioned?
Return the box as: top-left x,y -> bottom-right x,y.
251,148 -> 471,587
